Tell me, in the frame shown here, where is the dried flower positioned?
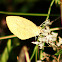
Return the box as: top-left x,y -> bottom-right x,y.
32,41 -> 44,49
31,41 -> 39,45
32,20 -> 58,49
40,19 -> 52,27
57,37 -> 62,46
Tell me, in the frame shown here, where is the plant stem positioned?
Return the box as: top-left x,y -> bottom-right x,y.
60,0 -> 62,26
50,27 -> 62,31
35,45 -> 38,62
0,35 -> 16,40
30,45 -> 38,61
0,11 -> 48,16
0,27 -> 62,40
46,0 -> 54,20
57,54 -> 60,62
0,11 -> 59,16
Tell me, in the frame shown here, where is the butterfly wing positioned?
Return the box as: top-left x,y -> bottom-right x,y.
6,16 -> 41,40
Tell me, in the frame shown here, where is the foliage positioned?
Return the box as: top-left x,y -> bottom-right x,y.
0,39 -> 12,62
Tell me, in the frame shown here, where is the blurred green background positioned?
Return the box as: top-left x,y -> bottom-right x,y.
0,0 -> 61,62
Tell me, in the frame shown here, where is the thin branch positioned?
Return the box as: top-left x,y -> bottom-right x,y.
0,11 -> 59,16
0,27 -> 62,40
57,54 -> 60,62
0,35 -> 16,40
50,27 -> 62,31
46,0 -> 55,20
60,0 -> 62,26
0,11 -> 48,16
30,45 -> 38,61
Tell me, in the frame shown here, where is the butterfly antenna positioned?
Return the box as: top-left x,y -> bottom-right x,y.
51,16 -> 60,23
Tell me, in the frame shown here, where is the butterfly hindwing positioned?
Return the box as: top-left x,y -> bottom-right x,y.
6,16 -> 41,40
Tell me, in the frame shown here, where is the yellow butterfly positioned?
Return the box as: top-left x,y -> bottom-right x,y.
6,16 -> 41,40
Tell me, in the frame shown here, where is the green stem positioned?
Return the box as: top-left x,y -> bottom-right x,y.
0,11 -> 47,16
0,11 -> 59,16
40,50 -> 43,60
30,45 -> 38,61
46,0 -> 55,20
35,45 -> 38,62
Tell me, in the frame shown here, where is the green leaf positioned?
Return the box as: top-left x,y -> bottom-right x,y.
55,0 -> 60,5
0,39 -> 12,62
55,49 -> 62,55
